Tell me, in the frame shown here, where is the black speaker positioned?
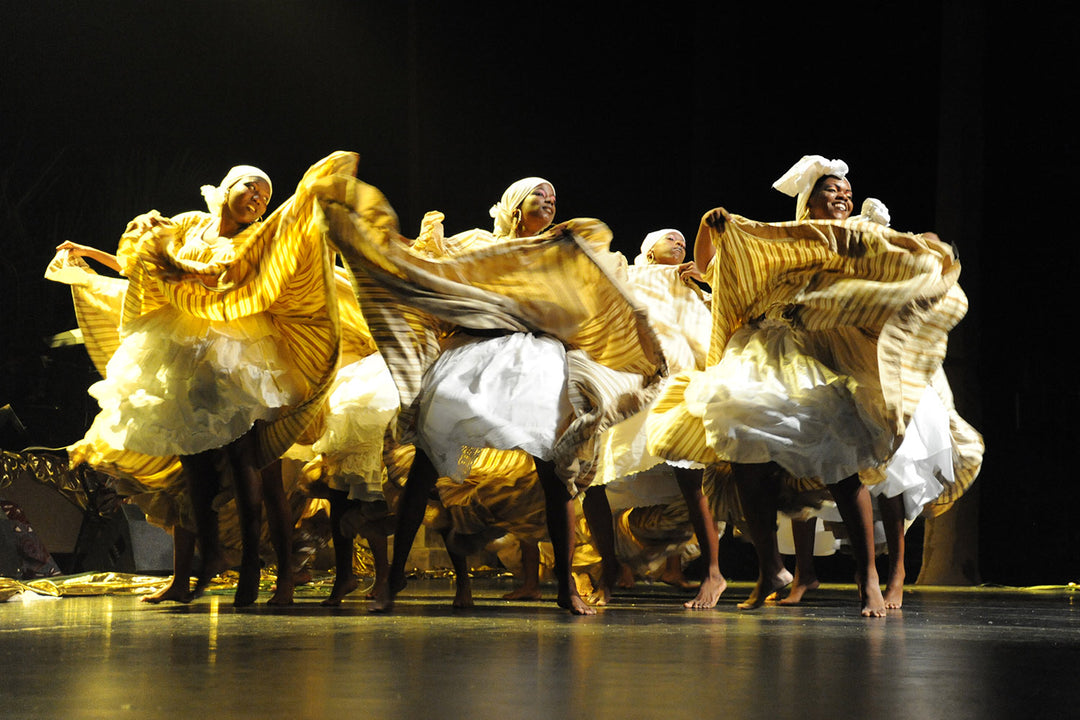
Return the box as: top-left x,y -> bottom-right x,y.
0,511 -> 21,578
71,504 -> 173,575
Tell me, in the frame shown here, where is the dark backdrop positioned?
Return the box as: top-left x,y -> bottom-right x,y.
2,1 -> 1076,585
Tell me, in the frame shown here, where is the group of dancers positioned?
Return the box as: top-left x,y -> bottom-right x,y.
46,152 -> 983,618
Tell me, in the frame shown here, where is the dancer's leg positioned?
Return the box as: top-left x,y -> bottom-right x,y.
778,517 -> 821,605
534,457 -> 594,615
227,434 -> 264,607
674,467 -> 727,609
322,488 -> 360,606
829,475 -> 886,617
141,526 -> 197,604
732,463 -> 793,609
440,530 -> 474,608
503,539 -> 542,600
260,460 -> 294,605
369,448 -> 437,613
581,485 -> 620,605
181,450 -> 225,596
879,493 -> 906,609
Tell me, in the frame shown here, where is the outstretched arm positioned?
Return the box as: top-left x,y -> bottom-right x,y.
693,208 -> 726,273
55,241 -> 122,273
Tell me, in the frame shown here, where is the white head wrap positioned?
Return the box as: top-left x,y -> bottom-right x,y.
200,165 -> 273,217
488,177 -> 553,237
634,228 -> 685,266
856,198 -> 890,227
772,155 -> 849,220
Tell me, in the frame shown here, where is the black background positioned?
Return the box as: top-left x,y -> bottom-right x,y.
2,1 -> 1077,585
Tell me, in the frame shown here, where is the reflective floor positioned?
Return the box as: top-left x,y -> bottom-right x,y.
3,579 -> 1079,720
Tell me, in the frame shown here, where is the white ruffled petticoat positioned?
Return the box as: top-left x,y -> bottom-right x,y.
682,321 -> 894,485
780,388 -> 954,554
87,305 -> 303,457
311,352 -> 400,501
417,332 -> 572,480
863,386 -> 952,518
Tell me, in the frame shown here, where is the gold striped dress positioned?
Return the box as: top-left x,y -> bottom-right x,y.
318,196 -> 667,497
70,151 -> 361,481
646,210 -> 978,508
593,262 -> 713,508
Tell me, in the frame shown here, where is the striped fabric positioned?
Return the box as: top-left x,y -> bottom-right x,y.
319,195 -> 668,495
436,448 -> 546,541
593,263 -> 714,486
648,212 -> 970,483
68,152 -> 366,514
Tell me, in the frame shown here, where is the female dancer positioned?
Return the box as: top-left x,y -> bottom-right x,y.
293,267 -> 400,606
70,152 -> 363,605
323,177 -> 666,615
768,160 -> 982,608
47,245 -> 313,603
585,228 -> 726,608
647,155 -> 968,616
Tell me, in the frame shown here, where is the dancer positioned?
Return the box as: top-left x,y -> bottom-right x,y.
68,152 -> 366,606
322,177 -> 666,615
48,244 -> 293,602
647,155 -> 969,616
586,228 -> 726,608
768,178 -> 983,609
292,267 -> 400,606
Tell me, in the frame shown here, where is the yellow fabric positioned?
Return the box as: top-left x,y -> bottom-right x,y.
63,153 -> 386,533
647,212 -> 966,474
436,449 -> 546,541
594,264 -> 713,484
320,196 -> 667,492
73,152 -> 364,475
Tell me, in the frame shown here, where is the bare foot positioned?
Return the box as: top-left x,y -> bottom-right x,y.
322,574 -> 360,607
192,555 -> 228,600
503,584 -> 542,601
141,577 -> 194,604
683,573 -> 727,609
233,564 -> 261,608
588,559 -> 625,606
738,568 -> 793,610
858,578 -> 887,618
365,575 -> 386,600
452,583 -> 474,609
267,577 -> 295,606
884,567 -> 905,609
558,590 -> 597,616
661,555 -> 696,590
586,583 -> 612,607
778,576 -> 820,606
662,573 -> 698,591
367,574 -> 406,614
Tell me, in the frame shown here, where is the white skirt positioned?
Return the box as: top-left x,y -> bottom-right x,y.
87,305 -> 303,457
778,385 -> 954,555
417,332 -> 572,480
595,375 -> 705,487
310,353 -> 400,501
863,386 -> 952,518
683,322 -> 893,484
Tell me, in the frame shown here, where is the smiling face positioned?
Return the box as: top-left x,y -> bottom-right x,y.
514,182 -> 556,237
806,175 -> 853,220
222,177 -> 271,227
647,231 -> 687,265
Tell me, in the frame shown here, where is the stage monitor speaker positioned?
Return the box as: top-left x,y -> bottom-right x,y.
71,504 -> 173,575
0,512 -> 20,578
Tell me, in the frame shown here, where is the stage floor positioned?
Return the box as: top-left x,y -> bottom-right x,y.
2,578 -> 1079,719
